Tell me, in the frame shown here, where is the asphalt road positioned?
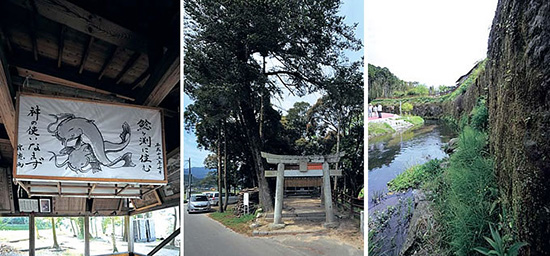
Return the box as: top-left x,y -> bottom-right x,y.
183,205 -> 363,256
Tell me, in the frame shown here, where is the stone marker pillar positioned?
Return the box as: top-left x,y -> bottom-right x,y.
322,161 -> 336,227
271,162 -> 285,229
320,179 -> 324,207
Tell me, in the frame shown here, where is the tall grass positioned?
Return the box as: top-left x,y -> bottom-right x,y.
368,122 -> 395,137
427,127 -> 497,255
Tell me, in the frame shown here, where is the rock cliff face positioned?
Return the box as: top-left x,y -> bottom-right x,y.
485,0 -> 550,254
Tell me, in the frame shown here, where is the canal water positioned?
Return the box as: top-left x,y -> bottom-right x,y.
368,120 -> 455,255
368,120 -> 454,203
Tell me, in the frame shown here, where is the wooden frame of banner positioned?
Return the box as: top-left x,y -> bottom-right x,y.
12,92 -> 169,185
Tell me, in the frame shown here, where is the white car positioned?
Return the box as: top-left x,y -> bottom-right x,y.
207,192 -> 238,206
187,194 -> 211,213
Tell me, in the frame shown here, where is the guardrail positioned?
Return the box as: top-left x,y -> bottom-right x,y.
332,190 -> 364,218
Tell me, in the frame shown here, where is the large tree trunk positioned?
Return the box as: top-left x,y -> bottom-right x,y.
171,207 -> 177,246
486,1 -> 550,254
217,126 -> 224,213
121,217 -> 127,242
237,81 -> 273,212
69,218 -> 77,237
111,218 -> 118,253
51,218 -> 60,249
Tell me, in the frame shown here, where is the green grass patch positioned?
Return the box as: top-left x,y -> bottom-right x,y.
209,208 -> 255,234
368,122 -> 395,137
398,115 -> 424,126
388,159 -> 443,192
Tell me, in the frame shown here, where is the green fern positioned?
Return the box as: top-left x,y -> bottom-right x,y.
473,224 -> 528,256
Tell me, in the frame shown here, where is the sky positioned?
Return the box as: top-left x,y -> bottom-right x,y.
183,1 -> 364,168
367,0 -> 498,87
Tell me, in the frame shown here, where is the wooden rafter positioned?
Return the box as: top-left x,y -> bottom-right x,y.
9,0 -> 149,53
79,36 -> 94,74
16,67 -> 134,101
130,67 -> 150,90
0,24 -> 13,53
115,184 -> 130,195
0,48 -> 15,146
98,46 -> 118,80
9,48 -> 135,100
57,25 -> 66,68
17,180 -> 31,196
115,52 -> 140,84
138,47 -> 179,106
25,0 -> 38,61
89,183 -> 97,196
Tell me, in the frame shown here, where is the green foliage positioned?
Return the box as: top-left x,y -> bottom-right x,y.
426,127 -> 497,255
368,122 -> 395,137
399,115 -> 424,126
441,59 -> 487,102
185,0 -> 362,205
393,91 -> 406,97
368,64 -> 405,101
0,224 -> 29,230
473,224 -> 528,256
406,84 -> 429,96
368,229 -> 382,255
388,159 -> 444,192
402,102 -> 413,113
470,99 -> 489,131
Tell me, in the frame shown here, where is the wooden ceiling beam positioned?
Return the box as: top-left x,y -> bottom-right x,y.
10,49 -> 135,101
0,43 -> 16,147
98,46 -> 118,80
16,67 -> 134,102
0,24 -> 13,53
57,25 -> 66,68
115,52 -> 140,84
79,36 -> 94,74
137,46 -> 179,106
130,67 -> 151,90
25,0 -> 39,61
13,76 -> 126,103
9,0 -> 149,53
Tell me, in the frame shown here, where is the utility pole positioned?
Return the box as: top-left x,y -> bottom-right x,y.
187,158 -> 192,200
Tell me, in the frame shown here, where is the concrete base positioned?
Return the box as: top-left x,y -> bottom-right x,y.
323,222 -> 339,229
269,223 -> 286,230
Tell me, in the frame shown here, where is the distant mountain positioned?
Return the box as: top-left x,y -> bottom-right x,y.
183,167 -> 215,179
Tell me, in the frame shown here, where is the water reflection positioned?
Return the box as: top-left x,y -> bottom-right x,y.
368,121 -> 454,196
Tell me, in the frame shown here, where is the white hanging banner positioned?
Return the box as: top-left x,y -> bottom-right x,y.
14,94 -> 167,184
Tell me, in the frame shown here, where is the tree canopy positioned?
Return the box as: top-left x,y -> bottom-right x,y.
184,0 -> 362,211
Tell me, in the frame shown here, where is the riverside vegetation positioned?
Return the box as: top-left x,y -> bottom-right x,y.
373,99 -> 528,255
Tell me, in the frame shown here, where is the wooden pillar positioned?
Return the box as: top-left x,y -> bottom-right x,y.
272,162 -> 285,228
127,215 -> 134,253
84,216 -> 90,256
322,161 -> 336,227
29,214 -> 35,256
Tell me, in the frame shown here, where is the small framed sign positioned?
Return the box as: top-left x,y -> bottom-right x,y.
39,198 -> 51,213
19,199 -> 39,212
243,192 -> 249,206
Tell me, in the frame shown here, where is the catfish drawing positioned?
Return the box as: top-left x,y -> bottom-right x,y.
47,113 -> 135,173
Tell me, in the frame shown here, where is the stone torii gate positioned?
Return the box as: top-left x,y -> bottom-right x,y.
261,152 -> 344,229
